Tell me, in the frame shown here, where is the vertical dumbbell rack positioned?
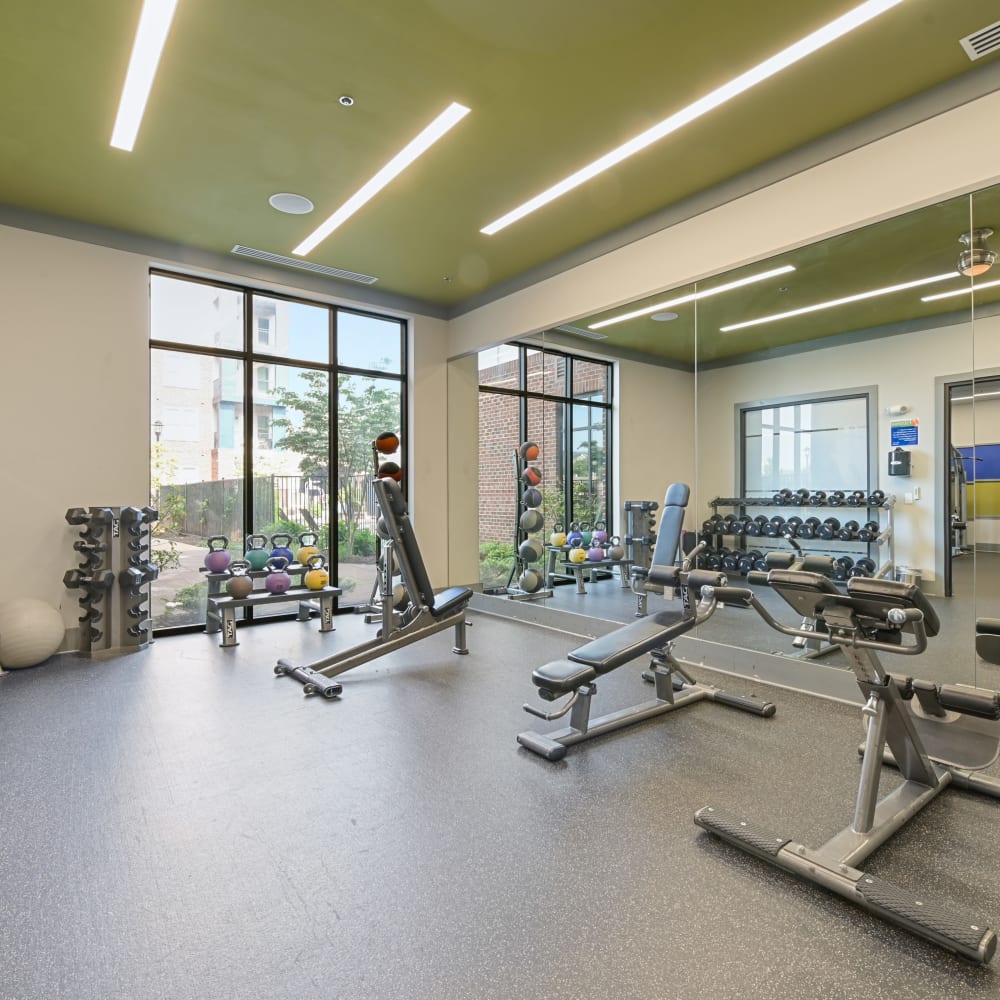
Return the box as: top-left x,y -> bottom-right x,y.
506,449 -> 553,601
64,506 -> 159,655
623,500 -> 659,575
702,493 -> 895,583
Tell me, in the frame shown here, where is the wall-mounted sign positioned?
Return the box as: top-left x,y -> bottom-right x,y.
891,418 -> 918,447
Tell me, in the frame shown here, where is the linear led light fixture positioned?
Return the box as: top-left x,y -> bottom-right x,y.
110,0 -> 180,151
921,277 -> 1000,302
952,390 -> 1000,402
589,265 -> 795,331
294,102 -> 470,256
721,273 -> 959,333
480,0 -> 906,235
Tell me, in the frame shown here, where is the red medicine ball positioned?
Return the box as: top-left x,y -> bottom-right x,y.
377,461 -> 403,482
375,431 -> 400,454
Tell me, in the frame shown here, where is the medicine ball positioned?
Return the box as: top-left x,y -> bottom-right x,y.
375,431 -> 399,454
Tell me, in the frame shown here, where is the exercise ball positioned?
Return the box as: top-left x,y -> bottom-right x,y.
0,599 -> 64,669
519,441 -> 539,461
375,431 -> 400,454
518,570 -> 542,593
523,487 -> 543,509
520,508 -> 544,532
226,561 -> 254,599
522,466 -> 542,487
378,461 -> 403,482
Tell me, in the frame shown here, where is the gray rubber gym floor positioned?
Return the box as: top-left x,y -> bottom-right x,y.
1,607 -> 998,999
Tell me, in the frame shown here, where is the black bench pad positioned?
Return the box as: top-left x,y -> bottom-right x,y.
430,586 -> 473,619
530,659 -> 598,695
976,617 -> 1000,637
568,608 -> 691,673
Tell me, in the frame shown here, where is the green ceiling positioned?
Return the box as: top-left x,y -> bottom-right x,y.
1,0 -> 998,338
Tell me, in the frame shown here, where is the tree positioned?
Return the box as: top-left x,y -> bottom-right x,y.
271,369 -> 401,553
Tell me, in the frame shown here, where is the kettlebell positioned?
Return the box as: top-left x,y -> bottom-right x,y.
303,553 -> 329,591
270,533 -> 294,565
579,521 -> 594,545
226,560 -> 254,599
592,520 -> 608,545
264,556 -> 291,594
566,522 -> 583,547
607,536 -> 626,561
549,523 -> 567,547
204,535 -> 232,573
297,531 -> 320,566
245,534 -> 270,571
587,543 -> 606,561
568,541 -> 587,564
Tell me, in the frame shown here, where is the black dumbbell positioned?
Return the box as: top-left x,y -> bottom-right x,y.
763,516 -> 786,538
833,555 -> 855,581
785,516 -> 803,537
838,520 -> 860,541
828,491 -> 846,507
722,549 -> 745,572
858,520 -> 880,542
703,551 -> 722,571
851,557 -> 877,577
868,490 -> 886,507
738,549 -> 764,575
847,491 -> 867,507
789,488 -> 809,506
808,491 -> 827,506
798,517 -> 820,539
817,517 -> 841,540
772,489 -> 793,505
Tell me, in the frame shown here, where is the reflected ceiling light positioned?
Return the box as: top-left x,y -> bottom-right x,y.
921,277 -> 1000,302
480,0 -> 906,235
720,272 -> 959,332
110,0 -> 180,151
650,312 -> 679,322
589,265 -> 795,330
957,228 -> 997,277
294,102 -> 470,255
555,324 -> 608,341
269,193 -> 314,215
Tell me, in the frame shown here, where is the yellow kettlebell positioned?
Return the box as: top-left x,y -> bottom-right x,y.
297,531 -> 320,566
304,553 -> 330,591
549,522 -> 567,547
568,543 -> 587,564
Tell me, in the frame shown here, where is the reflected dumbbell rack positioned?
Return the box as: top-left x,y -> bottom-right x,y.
700,489 -> 895,585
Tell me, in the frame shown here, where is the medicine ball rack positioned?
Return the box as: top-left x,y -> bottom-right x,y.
506,447 -> 553,601
64,505 -> 159,656
700,490 -> 895,584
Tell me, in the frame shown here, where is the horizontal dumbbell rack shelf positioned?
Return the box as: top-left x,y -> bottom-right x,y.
201,564 -> 341,647
704,494 -> 895,583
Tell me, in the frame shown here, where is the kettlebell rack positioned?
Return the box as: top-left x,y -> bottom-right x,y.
64,505 -> 159,655
201,561 -> 340,648
701,489 -> 895,584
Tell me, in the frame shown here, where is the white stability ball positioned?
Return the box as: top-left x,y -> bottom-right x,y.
0,599 -> 66,669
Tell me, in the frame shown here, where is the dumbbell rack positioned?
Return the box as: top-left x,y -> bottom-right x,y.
623,500 -> 658,574
506,449 -> 553,601
64,506 -> 159,656
703,493 -> 895,583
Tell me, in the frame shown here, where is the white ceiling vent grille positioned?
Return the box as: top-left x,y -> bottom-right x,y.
960,19 -> 1000,60
231,246 -> 378,284
555,324 -> 608,341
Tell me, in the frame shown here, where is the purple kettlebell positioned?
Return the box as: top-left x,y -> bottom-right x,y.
264,556 -> 291,594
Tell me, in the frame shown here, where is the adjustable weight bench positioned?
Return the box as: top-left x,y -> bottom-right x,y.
695,571 -> 1000,964
275,478 -> 473,698
976,617 -> 1000,665
517,484 -> 776,761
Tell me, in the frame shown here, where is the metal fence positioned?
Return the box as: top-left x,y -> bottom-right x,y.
159,474 -> 377,539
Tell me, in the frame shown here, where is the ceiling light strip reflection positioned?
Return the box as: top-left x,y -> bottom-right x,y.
294,102 -> 470,256
921,277 -> 1000,302
721,272 -> 959,332
589,265 -> 795,330
110,0 -> 180,151
481,0 -> 906,235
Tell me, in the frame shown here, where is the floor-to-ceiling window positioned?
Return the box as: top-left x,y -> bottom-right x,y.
149,271 -> 405,631
477,343 -> 612,590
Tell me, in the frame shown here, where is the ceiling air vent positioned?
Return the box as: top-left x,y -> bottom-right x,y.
230,246 -> 378,284
960,19 -> 1000,60
555,324 -> 608,341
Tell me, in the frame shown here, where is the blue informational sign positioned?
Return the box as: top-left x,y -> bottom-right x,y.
957,444 -> 1000,482
891,420 -> 918,447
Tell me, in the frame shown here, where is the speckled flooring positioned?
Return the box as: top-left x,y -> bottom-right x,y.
1,610 -> 998,999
